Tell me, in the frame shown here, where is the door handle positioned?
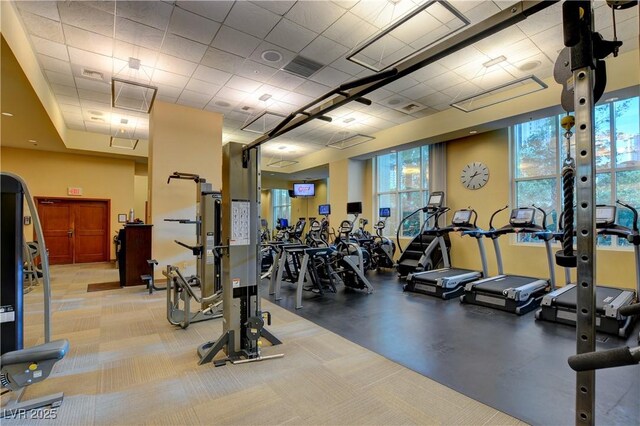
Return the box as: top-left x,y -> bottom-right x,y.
68,229 -> 74,237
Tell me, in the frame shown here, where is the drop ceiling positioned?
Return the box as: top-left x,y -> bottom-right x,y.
10,0 -> 639,162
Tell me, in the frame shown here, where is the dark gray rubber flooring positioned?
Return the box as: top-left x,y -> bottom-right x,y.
263,270 -> 640,426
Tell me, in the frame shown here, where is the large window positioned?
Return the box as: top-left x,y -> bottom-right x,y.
272,189 -> 291,228
376,146 -> 429,237
513,96 -> 640,247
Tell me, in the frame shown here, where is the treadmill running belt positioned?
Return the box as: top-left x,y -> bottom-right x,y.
413,268 -> 477,281
554,286 -> 626,313
476,275 -> 542,295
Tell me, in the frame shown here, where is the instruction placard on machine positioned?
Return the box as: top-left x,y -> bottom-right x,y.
230,199 -> 250,246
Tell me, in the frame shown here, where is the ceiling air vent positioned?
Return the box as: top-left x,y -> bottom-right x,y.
394,101 -> 427,114
82,68 -> 104,80
282,55 -> 324,78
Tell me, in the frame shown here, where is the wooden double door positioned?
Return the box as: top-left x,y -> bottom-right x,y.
36,198 -> 110,265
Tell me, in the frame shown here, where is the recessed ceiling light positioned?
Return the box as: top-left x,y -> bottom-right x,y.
343,117 -> 356,123
89,110 -> 103,116
278,146 -> 287,150
518,60 -> 541,71
28,139 -> 37,143
387,98 -> 403,106
215,101 -> 231,107
261,50 -> 283,63
483,55 -> 507,68
2,112 -> 14,117
469,130 -> 478,134
259,94 -> 272,102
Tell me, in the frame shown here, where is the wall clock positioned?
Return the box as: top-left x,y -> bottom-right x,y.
461,162 -> 489,190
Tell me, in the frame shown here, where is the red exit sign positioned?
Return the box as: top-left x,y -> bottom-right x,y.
67,187 -> 83,196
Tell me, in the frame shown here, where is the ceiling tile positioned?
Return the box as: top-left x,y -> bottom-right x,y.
46,70 -> 75,87
168,7 -> 220,45
185,79 -> 221,97
176,1 -> 233,23
529,24 -> 563,61
152,69 -> 190,89
226,76 -> 263,93
38,54 -> 72,74
160,34 -> 208,63
265,70 -> 306,91
265,19 -> 317,52
285,1 -> 346,34
225,2 -> 281,39
409,62 -> 449,83
114,1 -> 173,30
427,71 -> 466,91
323,12 -> 378,49
350,0 -> 415,29
383,75 -> 420,93
399,83 -> 437,100
68,47 -> 112,73
155,54 -> 198,77
17,1 -> 60,21
410,108 -> 439,119
115,17 -> 165,50
473,26 -> 527,56
281,92 -> 315,107
78,88 -> 111,104
201,47 -> 246,74
57,1 -> 114,37
248,41 -> 296,70
294,81 -> 332,98
516,1 -> 562,36
253,84 -> 290,101
192,65 -> 232,86
216,87 -> 250,103
470,68 -> 519,90
31,36 -> 69,62
234,60 -> 279,83
309,67 -> 352,86
331,1 -> 359,10
113,40 -> 158,67
366,88 -> 394,102
50,83 -> 78,98
441,81 -> 482,100
300,36 -> 349,66
84,122 -> 111,133
177,90 -> 213,109
56,94 -> 81,106
75,77 -> 111,94
438,46 -> 486,70
20,11 -> 65,43
464,1 -> 501,24
330,57 -> 366,76
416,91 -> 453,108
212,25 -> 262,57
251,1 -> 296,16
156,85 -> 183,100
63,25 -> 113,57
79,98 -> 111,110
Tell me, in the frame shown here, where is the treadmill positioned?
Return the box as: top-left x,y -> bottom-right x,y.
536,202 -> 639,337
404,208 -> 489,300
460,206 -> 556,315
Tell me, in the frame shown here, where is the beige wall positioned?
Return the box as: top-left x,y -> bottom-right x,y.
329,158 -> 373,223
0,146 -> 135,259
446,130 -> 636,290
259,178 -> 328,230
133,175 -> 147,222
149,102 -> 222,276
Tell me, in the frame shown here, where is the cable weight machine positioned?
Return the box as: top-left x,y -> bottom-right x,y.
557,1 -> 639,424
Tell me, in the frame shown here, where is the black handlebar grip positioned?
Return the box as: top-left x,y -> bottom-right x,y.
568,346 -> 638,371
619,303 -> 640,317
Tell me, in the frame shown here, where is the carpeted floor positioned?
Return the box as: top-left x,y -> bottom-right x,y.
2,262 -> 524,425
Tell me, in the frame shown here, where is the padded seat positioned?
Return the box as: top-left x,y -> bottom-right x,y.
1,339 -> 69,366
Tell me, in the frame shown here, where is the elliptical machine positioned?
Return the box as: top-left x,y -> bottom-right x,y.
371,207 -> 396,269
333,202 -> 373,293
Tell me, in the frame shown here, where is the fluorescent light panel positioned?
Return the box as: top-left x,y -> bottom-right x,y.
111,78 -> 158,114
347,0 -> 470,72
241,111 -> 287,134
110,136 -> 139,150
327,134 -> 375,150
450,75 -> 548,113
267,159 -> 299,168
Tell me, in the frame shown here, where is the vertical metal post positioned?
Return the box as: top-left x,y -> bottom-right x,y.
574,61 -> 597,426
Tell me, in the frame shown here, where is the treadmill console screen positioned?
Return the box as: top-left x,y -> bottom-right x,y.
379,207 -> 391,218
596,206 -> 616,227
452,210 -> 473,226
427,191 -> 444,208
510,208 -> 535,226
